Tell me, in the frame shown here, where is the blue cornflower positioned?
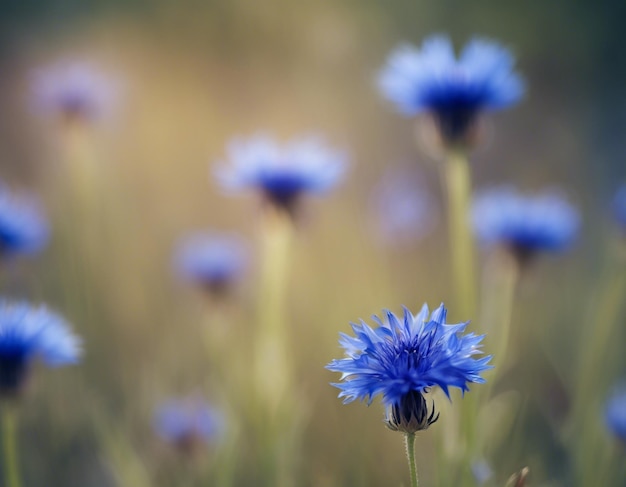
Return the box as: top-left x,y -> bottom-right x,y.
154,398 -> 225,452
0,184 -> 49,258
173,231 -> 248,296
327,303 -> 492,433
378,35 -> 523,144
369,167 -> 436,247
30,60 -> 119,122
605,384 -> 626,443
0,301 -> 81,397
471,186 -> 580,263
614,185 -> 626,232
214,134 -> 348,214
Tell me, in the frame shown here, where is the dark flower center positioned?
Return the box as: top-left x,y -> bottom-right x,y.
0,351 -> 29,397
433,101 -> 479,144
261,174 -> 305,213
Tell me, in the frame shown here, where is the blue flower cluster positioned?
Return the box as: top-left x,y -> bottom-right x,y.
154,398 -> 224,451
0,184 -> 49,258
327,304 -> 491,432
30,60 -> 119,122
215,134 -> 347,213
174,231 -> 248,296
471,187 -> 580,261
0,301 -> 81,396
378,35 -> 523,143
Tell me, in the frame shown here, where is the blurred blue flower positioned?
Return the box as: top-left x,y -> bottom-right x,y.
30,60 -> 119,122
0,301 -> 81,396
0,184 -> 49,258
369,168 -> 436,246
327,303 -> 492,433
472,187 -> 580,262
154,398 -> 225,452
614,185 -> 626,231
378,35 -> 523,143
472,460 -> 493,485
215,134 -> 347,213
173,231 -> 248,295
605,384 -> 626,443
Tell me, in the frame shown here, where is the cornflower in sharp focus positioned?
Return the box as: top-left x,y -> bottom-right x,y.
214,134 -> 348,216
605,384 -> 626,444
327,303 -> 491,432
378,35 -> 524,147
0,184 -> 49,260
174,232 -> 248,297
0,301 -> 81,398
472,186 -> 580,265
154,398 -> 225,454
30,60 -> 119,123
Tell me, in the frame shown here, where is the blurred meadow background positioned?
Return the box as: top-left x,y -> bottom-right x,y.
0,0 -> 625,486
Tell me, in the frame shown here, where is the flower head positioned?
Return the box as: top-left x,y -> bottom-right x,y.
0,184 -> 49,258
471,187 -> 580,263
0,301 -> 81,397
214,134 -> 347,214
30,60 -> 119,123
326,303 -> 492,433
154,398 -> 225,453
378,35 -> 523,144
369,167 -> 436,247
173,231 -> 248,296
605,383 -> 626,443
614,185 -> 626,232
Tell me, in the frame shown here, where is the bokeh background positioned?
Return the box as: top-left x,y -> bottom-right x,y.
0,1 -> 625,486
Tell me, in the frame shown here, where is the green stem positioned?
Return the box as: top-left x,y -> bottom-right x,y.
481,250 -> 520,380
254,208 -> 295,487
443,150 -> 477,320
404,433 -> 418,487
443,150 -> 480,485
254,208 -> 294,407
2,407 -> 21,487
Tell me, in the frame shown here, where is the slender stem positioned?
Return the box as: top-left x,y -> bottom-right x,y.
404,433 -> 418,487
2,407 -> 22,487
443,150 -> 479,485
481,249 -> 519,378
254,208 -> 294,408
253,208 -> 295,487
443,150 -> 477,320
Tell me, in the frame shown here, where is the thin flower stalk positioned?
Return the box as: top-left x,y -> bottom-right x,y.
443,149 -> 477,321
480,249 -> 520,378
254,208 -> 294,409
405,432 -> 419,487
254,208 -> 296,487
1,406 -> 21,487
